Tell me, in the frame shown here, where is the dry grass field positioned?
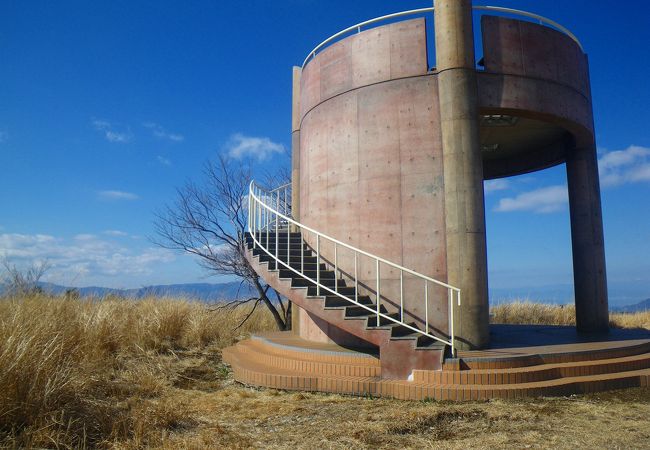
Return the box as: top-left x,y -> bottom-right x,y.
1,295 -> 650,449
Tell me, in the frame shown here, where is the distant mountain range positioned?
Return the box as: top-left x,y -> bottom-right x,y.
1,281 -> 648,312
0,281 -> 256,303
612,298 -> 650,313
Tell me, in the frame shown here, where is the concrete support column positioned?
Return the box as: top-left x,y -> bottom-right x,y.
435,0 -> 489,349
291,66 -> 302,333
566,144 -> 609,332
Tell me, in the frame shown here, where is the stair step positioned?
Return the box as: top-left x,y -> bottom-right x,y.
278,268 -> 335,280
307,285 -> 356,297
232,339 -> 381,377
346,304 -> 388,317
250,232 -> 302,238
324,295 -> 373,308
268,261 -> 325,271
292,278 -> 347,289
259,254 -> 318,265
253,248 -> 312,258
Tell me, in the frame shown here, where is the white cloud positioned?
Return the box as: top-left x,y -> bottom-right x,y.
484,179 -> 510,194
495,185 -> 568,214
226,133 -> 285,161
97,190 -> 139,201
0,232 -> 175,281
598,145 -> 650,187
74,234 -> 96,241
103,230 -> 128,237
143,122 -> 184,142
157,155 -> 172,166
92,119 -> 132,143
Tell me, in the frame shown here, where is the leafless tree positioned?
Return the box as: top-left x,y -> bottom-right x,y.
153,155 -> 291,330
1,258 -> 51,296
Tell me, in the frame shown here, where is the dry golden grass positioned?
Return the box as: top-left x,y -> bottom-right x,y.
2,295 -> 650,449
0,293 -> 274,448
491,300 -> 650,330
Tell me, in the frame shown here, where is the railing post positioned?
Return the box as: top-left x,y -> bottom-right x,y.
316,235 -> 320,296
287,222 -> 290,266
256,196 -> 260,244
251,193 -> 256,249
284,186 -> 288,216
265,200 -> 269,248
400,270 -> 404,322
449,288 -> 455,357
275,193 -> 279,259
354,253 -> 358,304
425,281 -> 429,335
300,229 -> 304,274
334,243 -> 338,293
376,260 -> 380,326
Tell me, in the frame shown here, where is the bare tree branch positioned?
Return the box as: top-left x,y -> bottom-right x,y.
152,155 -> 291,330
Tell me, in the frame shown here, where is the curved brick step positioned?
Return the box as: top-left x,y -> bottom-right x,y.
223,336 -> 650,400
228,338 -> 381,377
445,340 -> 650,370
414,350 -> 650,385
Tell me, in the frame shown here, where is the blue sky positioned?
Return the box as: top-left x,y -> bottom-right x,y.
1,1 -> 649,306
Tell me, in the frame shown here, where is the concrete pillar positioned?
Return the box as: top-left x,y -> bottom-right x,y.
566,143 -> 609,332
291,66 -> 302,333
291,66 -> 301,224
434,0 -> 489,349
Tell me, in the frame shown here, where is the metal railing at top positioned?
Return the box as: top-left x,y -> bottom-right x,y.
247,180 -> 461,356
302,5 -> 583,68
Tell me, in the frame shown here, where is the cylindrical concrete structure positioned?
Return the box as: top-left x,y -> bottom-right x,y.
566,143 -> 609,332
434,0 -> 489,349
290,5 -> 608,350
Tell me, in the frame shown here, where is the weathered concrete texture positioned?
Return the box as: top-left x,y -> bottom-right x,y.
299,309 -> 375,349
566,143 -> 609,332
299,76 -> 449,334
481,16 -> 590,98
298,16 -> 446,335
300,18 -> 428,119
435,0 -> 489,349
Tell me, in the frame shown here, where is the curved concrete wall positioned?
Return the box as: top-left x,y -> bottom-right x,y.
296,15 -> 597,343
300,19 -> 449,335
478,16 -> 595,179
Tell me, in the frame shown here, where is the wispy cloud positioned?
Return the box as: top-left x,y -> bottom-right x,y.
0,232 -> 174,280
143,122 -> 184,142
103,230 -> 128,237
598,145 -> 650,187
495,185 -> 568,214
157,155 -> 172,166
97,190 -> 139,201
92,119 -> 132,143
0,130 -> 8,143
484,179 -> 510,194
226,133 -> 285,161
74,234 -> 96,241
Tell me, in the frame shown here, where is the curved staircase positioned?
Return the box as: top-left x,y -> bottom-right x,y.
244,231 -> 447,378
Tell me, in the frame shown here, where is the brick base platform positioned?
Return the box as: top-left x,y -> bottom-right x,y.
222,328 -> 650,401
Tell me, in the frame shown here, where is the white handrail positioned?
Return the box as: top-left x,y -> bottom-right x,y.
247,180 -> 461,355
302,5 -> 583,68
